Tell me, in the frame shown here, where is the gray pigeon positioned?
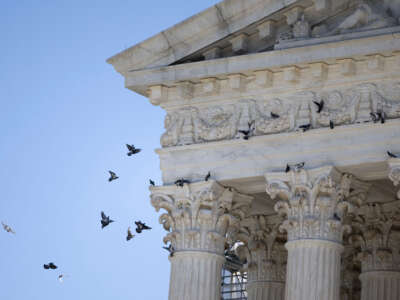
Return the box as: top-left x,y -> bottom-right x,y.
1,222 -> 15,234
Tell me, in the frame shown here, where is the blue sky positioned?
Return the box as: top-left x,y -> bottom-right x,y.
0,1 -> 220,299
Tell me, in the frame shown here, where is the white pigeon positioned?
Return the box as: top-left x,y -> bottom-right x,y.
58,274 -> 68,283
1,222 -> 15,234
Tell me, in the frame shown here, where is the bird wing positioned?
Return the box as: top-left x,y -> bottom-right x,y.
126,144 -> 133,151
109,171 -> 115,176
101,211 -> 107,219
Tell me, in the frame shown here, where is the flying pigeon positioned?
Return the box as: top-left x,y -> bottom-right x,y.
205,172 -> 211,182
58,274 -> 69,283
108,171 -> 119,182
388,151 -> 398,158
163,244 -> 175,257
299,124 -> 311,132
126,144 -> 141,156
313,100 -> 324,113
126,227 -> 134,241
174,178 -> 190,187
43,262 -> 57,270
330,120 -> 335,129
135,221 -> 152,234
101,211 -> 114,229
149,179 -> 155,186
1,222 -> 15,234
271,112 -> 280,119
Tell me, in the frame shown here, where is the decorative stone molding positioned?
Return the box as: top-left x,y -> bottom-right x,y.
150,180 -> 253,254
236,215 -> 286,300
388,158 -> 400,199
350,202 -> 400,273
265,166 -> 353,243
160,82 -> 400,148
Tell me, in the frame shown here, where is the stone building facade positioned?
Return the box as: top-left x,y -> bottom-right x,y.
108,0 -> 400,299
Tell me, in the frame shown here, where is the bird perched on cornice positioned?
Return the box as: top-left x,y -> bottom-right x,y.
330,120 -> 335,129
108,171 -> 119,182
126,144 -> 141,156
1,222 -> 15,234
238,121 -> 255,140
370,111 -> 386,124
286,162 -> 305,173
135,221 -> 151,233
174,178 -> 190,187
270,112 -> 280,119
101,211 -> 114,229
205,171 -> 211,181
313,100 -> 324,113
299,124 -> 311,132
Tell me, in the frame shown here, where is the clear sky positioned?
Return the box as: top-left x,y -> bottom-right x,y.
0,1 -> 220,299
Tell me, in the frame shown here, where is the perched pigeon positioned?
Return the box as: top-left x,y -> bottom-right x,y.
175,178 -> 190,187
126,227 -> 134,241
285,162 -> 305,172
149,179 -> 155,186
135,221 -> 152,234
101,211 -> 114,229
377,111 -> 386,124
126,144 -> 141,156
330,120 -> 335,129
299,124 -> 311,132
163,244 -> 175,257
370,112 -> 379,123
205,172 -> 211,182
270,112 -> 280,119
1,222 -> 15,234
108,171 -> 119,182
388,151 -> 398,158
43,262 -> 57,270
238,121 -> 255,140
313,100 -> 324,113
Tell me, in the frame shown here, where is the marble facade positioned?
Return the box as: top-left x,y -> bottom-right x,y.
108,0 -> 400,299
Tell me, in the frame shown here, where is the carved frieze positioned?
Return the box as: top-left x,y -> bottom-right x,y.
160,82 -> 400,148
150,181 -> 252,254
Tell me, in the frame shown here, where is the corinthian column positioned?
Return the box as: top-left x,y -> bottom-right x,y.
265,166 -> 353,300
351,202 -> 400,300
237,215 -> 286,300
150,181 -> 252,300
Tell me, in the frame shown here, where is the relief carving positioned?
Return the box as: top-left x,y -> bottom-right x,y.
160,82 -> 400,148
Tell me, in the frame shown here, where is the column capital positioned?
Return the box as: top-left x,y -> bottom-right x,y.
351,201 -> 400,272
265,166 -> 353,242
150,180 -> 253,254
236,215 -> 286,282
388,158 -> 400,199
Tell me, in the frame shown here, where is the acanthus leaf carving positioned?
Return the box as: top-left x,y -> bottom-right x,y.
150,181 -> 252,255
265,166 -> 354,242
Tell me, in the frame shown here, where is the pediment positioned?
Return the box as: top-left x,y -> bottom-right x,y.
107,0 -> 400,76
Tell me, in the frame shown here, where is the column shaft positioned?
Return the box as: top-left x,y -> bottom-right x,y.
168,252 -> 225,300
285,240 -> 343,300
247,281 -> 284,300
360,271 -> 400,300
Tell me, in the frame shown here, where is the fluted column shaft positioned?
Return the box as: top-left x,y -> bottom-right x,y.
285,240 -> 343,300
360,271 -> 400,300
265,166 -> 353,300
150,181 -> 252,300
168,252 -> 225,300
247,280 -> 285,300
